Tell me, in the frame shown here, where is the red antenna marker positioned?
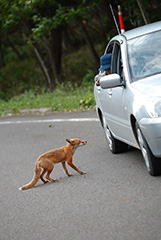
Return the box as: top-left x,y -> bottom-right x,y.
118,5 -> 125,33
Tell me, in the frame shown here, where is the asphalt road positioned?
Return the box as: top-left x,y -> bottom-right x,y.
1,111 -> 161,240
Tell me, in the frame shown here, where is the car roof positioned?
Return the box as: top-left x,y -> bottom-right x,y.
121,20 -> 161,40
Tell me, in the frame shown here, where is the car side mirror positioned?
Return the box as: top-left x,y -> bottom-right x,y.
100,74 -> 123,89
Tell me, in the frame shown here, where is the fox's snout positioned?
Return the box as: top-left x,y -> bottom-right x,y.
66,138 -> 87,146
82,140 -> 87,145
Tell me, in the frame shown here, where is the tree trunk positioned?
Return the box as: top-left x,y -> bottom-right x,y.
136,0 -> 150,24
7,37 -> 24,61
0,37 -> 5,68
33,42 -> 55,90
80,20 -> 99,66
23,22 -> 55,90
50,27 -> 62,83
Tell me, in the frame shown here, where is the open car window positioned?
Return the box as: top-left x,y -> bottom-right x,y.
106,42 -> 123,77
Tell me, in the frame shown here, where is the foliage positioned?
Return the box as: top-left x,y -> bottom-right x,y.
0,0 -> 100,40
0,58 -> 45,100
81,69 -> 95,87
0,0 -> 103,90
0,83 -> 95,116
31,0 -> 100,40
0,42 -> 99,100
80,94 -> 95,109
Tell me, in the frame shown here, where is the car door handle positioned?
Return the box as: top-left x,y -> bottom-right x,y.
108,89 -> 112,96
97,87 -> 101,92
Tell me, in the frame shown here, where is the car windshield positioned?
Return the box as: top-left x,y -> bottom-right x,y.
127,30 -> 161,82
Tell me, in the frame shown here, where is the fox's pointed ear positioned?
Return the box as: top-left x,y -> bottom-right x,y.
66,139 -> 72,144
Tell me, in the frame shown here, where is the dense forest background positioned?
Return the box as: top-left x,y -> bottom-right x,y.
0,0 -> 161,100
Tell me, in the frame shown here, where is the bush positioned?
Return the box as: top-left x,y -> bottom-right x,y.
82,69 -> 95,87
0,59 -> 45,100
80,94 -> 95,109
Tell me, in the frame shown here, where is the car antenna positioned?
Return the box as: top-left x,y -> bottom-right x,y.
109,4 -> 120,35
118,5 -> 125,33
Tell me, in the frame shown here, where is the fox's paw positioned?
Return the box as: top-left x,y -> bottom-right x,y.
68,173 -> 73,177
80,171 -> 86,175
54,179 -> 59,182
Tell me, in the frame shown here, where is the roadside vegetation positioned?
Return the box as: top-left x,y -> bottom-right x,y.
0,69 -> 96,116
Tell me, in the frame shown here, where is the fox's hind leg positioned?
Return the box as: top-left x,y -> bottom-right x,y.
45,163 -> 59,182
40,169 -> 48,183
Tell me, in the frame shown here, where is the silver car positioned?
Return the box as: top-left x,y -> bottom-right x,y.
94,21 -> 161,176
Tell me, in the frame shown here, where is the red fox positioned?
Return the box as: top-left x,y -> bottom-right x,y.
19,138 -> 87,190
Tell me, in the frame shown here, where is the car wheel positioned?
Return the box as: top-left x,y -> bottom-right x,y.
135,122 -> 161,176
102,115 -> 128,154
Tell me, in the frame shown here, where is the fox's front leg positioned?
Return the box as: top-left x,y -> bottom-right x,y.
62,162 -> 73,177
67,160 -> 86,175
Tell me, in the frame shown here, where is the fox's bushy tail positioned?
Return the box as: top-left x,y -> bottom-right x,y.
19,161 -> 41,190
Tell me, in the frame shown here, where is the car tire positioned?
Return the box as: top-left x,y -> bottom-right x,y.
102,115 -> 128,154
135,122 -> 161,176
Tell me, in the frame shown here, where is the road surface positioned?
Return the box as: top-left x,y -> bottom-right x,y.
0,111 -> 161,240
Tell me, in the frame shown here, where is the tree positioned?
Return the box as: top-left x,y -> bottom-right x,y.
0,0 -> 101,90
0,0 -> 63,90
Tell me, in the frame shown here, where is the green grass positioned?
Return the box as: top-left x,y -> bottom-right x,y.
0,83 -> 96,117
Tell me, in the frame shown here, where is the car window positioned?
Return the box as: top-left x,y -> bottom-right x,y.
117,48 -> 123,77
105,43 -> 114,72
111,43 -> 123,79
106,42 -> 123,77
127,30 -> 161,81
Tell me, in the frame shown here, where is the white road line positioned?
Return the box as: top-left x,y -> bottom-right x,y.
0,118 -> 99,125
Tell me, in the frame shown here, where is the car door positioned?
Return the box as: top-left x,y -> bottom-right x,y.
99,41 -> 134,144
